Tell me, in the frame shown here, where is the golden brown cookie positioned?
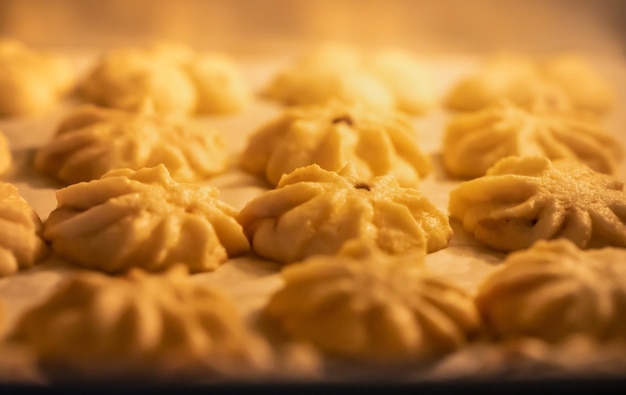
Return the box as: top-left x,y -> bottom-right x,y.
262,43 -> 435,115
265,241 -> 480,362
445,53 -> 614,115
443,101 -> 622,179
239,164 -> 451,264
240,102 -> 430,187
449,156 -> 626,251
35,103 -> 227,184
476,239 -> 626,343
0,39 -> 72,117
540,55 -> 614,114
0,182 -> 47,276
44,165 -> 249,273
81,43 -> 249,116
12,266 -> 272,379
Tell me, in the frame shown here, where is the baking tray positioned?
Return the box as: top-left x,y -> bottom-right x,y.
0,49 -> 625,385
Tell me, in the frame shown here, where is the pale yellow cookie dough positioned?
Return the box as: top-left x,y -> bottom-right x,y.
240,102 -> 431,187
541,55 -> 615,114
476,239 -> 626,343
81,47 -> 196,116
432,335 -> 626,379
185,53 -> 251,114
445,54 -> 542,112
265,241 -> 480,362
12,266 -> 273,379
34,103 -> 228,184
43,165 -> 249,274
81,43 -> 250,116
0,182 -> 47,276
263,43 -> 436,114
238,164 -> 452,264
263,65 -> 395,110
449,156 -> 626,251
0,39 -> 73,117
445,53 -> 614,114
443,101 -> 623,179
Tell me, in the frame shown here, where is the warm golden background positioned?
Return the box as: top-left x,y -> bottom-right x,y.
0,0 -> 624,55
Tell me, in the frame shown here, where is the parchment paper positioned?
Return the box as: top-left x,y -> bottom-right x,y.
0,52 -> 624,382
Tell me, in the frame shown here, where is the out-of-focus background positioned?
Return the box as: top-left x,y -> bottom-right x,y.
0,0 -> 624,55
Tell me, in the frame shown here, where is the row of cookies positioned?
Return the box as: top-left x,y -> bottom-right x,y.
0,39 -> 249,118
0,265 -> 320,382
0,40 -> 615,119
2,232 -> 625,380
27,89 -> 623,192
267,238 -> 626,364
0,156 -> 571,274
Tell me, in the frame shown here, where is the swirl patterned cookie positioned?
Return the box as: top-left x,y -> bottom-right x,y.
262,43 -> 435,115
476,239 -> 626,343
445,54 -> 543,112
540,55 -> 615,114
81,43 -> 250,116
0,182 -> 47,276
265,241 -> 480,362
34,103 -> 227,184
239,164 -> 451,264
449,156 -> 626,251
12,266 -> 273,379
43,165 -> 249,273
443,101 -> 623,179
263,64 -> 394,111
240,102 -> 430,187
0,39 -> 73,117
445,53 -> 614,114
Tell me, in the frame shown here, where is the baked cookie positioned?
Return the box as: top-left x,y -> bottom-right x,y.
34,103 -> 228,184
262,43 -> 435,115
0,131 -> 11,175
81,47 -> 196,116
43,165 -> 249,274
185,53 -> 251,114
449,156 -> 626,251
263,63 -> 394,110
444,54 -> 543,112
432,335 -> 626,379
240,102 -> 430,187
12,266 -> 272,379
81,43 -> 249,116
0,39 -> 73,117
238,164 -> 451,264
0,182 -> 47,276
540,55 -> 614,114
443,101 -> 623,179
445,53 -> 614,114
265,241 -> 480,362
476,239 -> 626,343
